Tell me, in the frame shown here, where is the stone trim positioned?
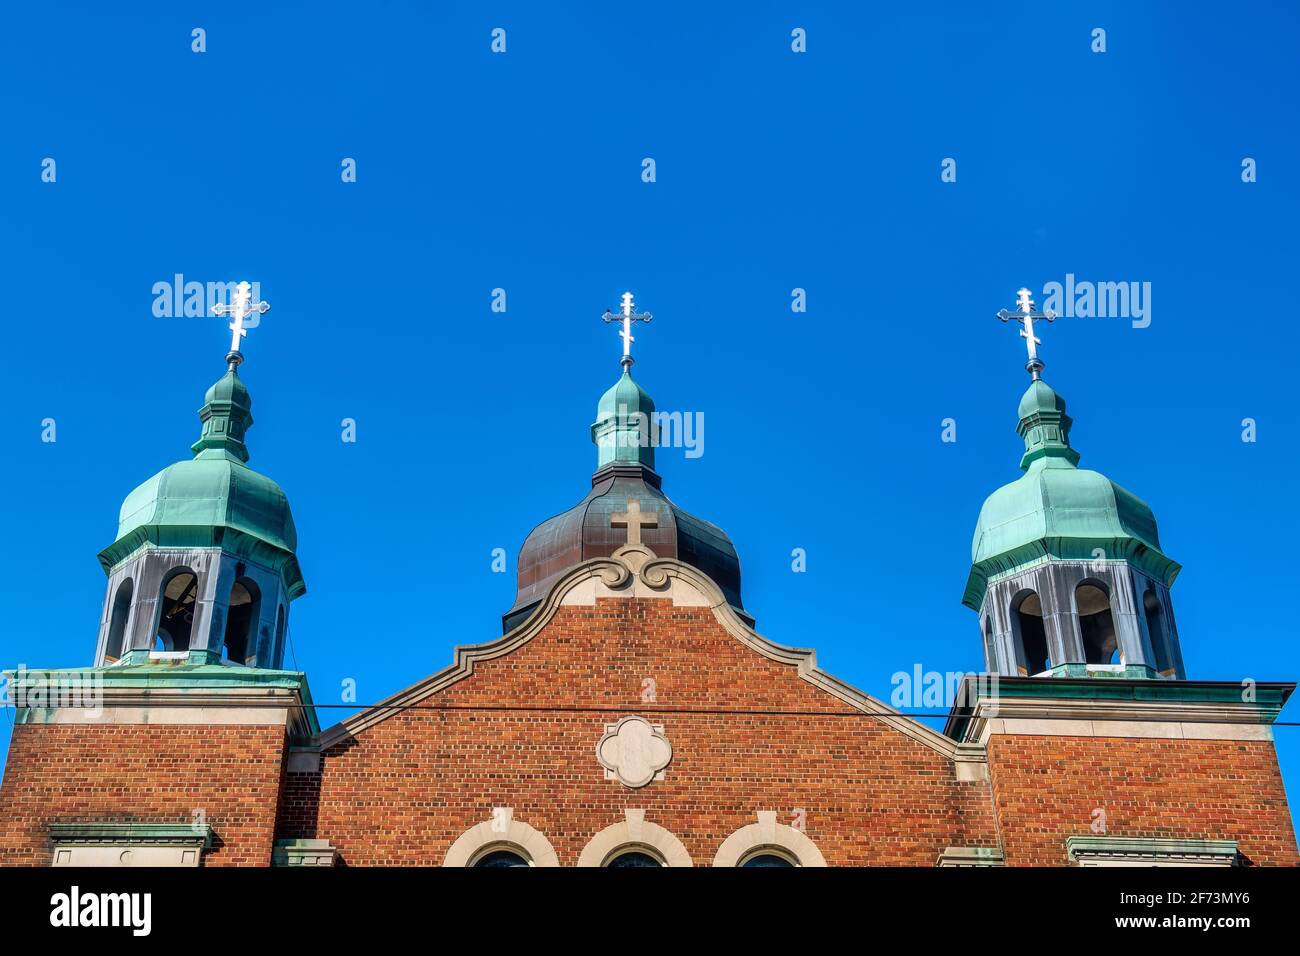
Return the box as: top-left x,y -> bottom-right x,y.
7,660 -> 318,737
937,846 -> 1005,867
958,695 -> 1277,745
320,554 -> 964,762
712,812 -> 827,867
443,811 -> 559,867
1066,836 -> 1240,867
49,822 -> 213,868
576,809 -> 693,867
272,839 -> 337,866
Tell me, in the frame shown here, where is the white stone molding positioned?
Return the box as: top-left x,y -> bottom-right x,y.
1066,836 -> 1239,867
576,809 -> 693,867
712,811 -> 827,867
596,716 -> 672,788
958,695 -> 1276,745
937,846 -> 1005,867
15,683 -> 312,734
272,838 -> 337,866
442,809 -> 559,867
321,554 -> 967,766
49,823 -> 212,867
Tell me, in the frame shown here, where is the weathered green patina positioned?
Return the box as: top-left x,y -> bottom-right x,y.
963,379 -> 1179,609
48,822 -> 216,847
591,366 -> 656,471
97,368 -> 304,598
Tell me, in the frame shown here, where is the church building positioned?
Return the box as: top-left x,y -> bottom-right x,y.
0,288 -> 1295,868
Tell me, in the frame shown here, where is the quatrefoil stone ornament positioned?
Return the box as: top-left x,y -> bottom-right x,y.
597,716 -> 672,788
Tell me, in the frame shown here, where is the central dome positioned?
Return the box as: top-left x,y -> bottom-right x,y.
504,361 -> 745,631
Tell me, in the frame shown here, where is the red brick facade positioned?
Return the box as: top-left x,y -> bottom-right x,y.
0,723 -> 287,866
987,734 -> 1299,866
279,598 -> 998,865
1,594 -> 1295,866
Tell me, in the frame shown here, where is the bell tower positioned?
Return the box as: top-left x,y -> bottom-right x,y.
94,284 -> 305,669
964,290 -> 1185,680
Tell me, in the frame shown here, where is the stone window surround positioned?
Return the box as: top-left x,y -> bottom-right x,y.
443,811 -> 560,867
50,822 -> 214,867
576,810 -> 694,867
712,812 -> 827,867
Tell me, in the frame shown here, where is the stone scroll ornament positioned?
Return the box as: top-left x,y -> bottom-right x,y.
597,716 -> 672,788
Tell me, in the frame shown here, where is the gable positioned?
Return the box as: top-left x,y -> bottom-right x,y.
318,549 -> 961,763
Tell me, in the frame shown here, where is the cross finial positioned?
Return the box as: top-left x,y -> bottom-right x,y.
996,287 -> 1056,381
610,498 -> 659,546
602,291 -> 653,368
211,281 -> 271,369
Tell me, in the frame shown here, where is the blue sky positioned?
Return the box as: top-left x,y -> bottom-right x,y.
2,3 -> 1298,826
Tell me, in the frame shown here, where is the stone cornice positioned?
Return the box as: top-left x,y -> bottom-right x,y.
318,553 -> 966,762
49,822 -> 214,847
952,688 -> 1289,745
1066,836 -> 1239,866
944,674 -> 1293,740
6,660 -> 318,737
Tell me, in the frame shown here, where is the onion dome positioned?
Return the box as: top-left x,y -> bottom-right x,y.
962,378 -> 1178,610
505,356 -> 745,632
98,365 -> 304,598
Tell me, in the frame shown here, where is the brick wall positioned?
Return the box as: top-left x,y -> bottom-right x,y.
279,597 -> 999,865
0,722 -> 288,866
987,734 -> 1300,866
3,596 -> 1293,867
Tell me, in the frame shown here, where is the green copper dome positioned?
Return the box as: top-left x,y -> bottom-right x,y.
98,366 -> 304,598
963,378 -> 1179,610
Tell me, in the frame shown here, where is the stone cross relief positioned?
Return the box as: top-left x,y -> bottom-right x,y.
611,498 -> 658,546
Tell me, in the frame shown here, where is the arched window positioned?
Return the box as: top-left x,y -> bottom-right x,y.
157,569 -> 199,651
605,848 -> 664,868
1010,590 -> 1050,675
577,816 -> 693,867
105,578 -> 133,662
272,605 -> 286,668
981,615 -> 995,670
471,849 -> 531,868
712,815 -> 828,867
442,818 -> 559,867
740,849 -> 798,868
223,578 -> 261,664
1144,588 -> 1172,675
1076,580 -> 1119,664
